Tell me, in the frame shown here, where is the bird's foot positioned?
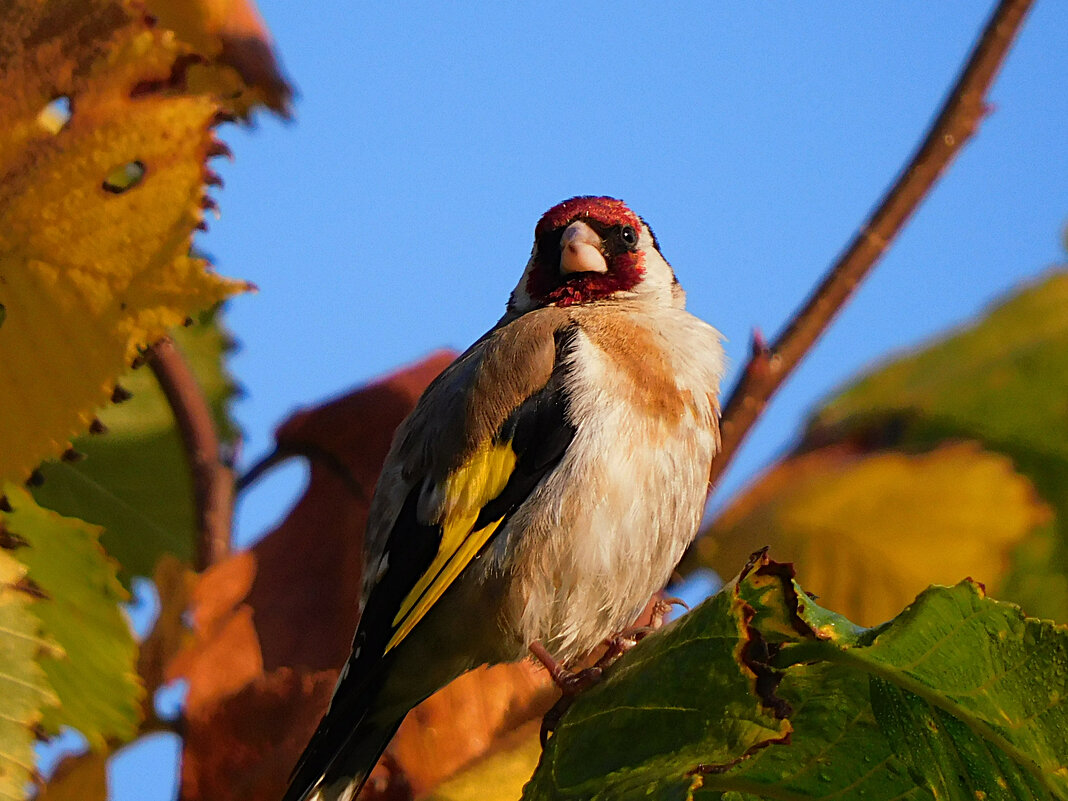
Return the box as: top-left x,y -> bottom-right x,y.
529,641 -> 603,693
531,601 -> 690,744
604,596 -> 689,655
530,641 -> 608,745
533,632 -> 661,744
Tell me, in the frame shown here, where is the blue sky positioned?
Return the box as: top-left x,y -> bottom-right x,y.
106,3 -> 1068,797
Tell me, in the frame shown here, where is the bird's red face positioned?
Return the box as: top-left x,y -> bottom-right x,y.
526,197 -> 651,307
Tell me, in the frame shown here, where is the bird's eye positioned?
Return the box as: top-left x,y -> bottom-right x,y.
619,225 -> 638,248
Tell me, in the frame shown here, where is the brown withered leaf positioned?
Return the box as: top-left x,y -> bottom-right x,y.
180,667 -> 337,801
34,751 -> 108,801
168,352 -> 562,800
245,349 -> 458,673
164,330 -> 438,709
142,0 -> 293,116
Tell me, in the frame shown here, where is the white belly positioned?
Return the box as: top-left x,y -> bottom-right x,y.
488,313 -> 722,663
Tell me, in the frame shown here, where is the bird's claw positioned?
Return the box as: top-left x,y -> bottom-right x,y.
537,664 -> 608,744
649,595 -> 689,629
557,665 -> 604,694
531,642 -> 610,744
540,694 -> 571,745
530,641 -> 604,693
532,597 -> 691,744
607,595 -> 688,651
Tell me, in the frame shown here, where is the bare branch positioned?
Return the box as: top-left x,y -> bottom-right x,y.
147,337 -> 232,570
708,0 -> 1034,491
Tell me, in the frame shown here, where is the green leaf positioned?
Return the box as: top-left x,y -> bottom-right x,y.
31,308 -> 239,585
690,666 -> 928,801
523,558 -> 792,801
785,580 -> 1068,798
0,536 -> 59,801
812,270 -> 1068,466
525,553 -> 1068,801
0,485 -> 141,750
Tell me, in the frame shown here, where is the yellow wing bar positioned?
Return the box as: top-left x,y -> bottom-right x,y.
385,441 -> 517,653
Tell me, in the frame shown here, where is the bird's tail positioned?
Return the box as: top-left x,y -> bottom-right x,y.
282,679 -> 403,801
292,721 -> 401,801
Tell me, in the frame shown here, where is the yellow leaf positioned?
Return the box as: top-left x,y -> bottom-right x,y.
697,443 -> 1051,626
0,0 -> 253,482
425,721 -> 543,801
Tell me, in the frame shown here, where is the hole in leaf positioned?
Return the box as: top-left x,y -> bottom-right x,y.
35,727 -> 89,780
36,96 -> 72,134
154,679 -> 189,721
126,577 -> 161,638
102,160 -> 146,194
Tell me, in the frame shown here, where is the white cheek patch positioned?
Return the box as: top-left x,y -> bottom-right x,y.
637,230 -> 677,295
507,255 -> 538,313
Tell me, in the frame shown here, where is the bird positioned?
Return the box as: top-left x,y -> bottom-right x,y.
283,196 -> 725,801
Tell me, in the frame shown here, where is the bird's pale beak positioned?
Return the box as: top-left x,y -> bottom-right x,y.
559,220 -> 608,275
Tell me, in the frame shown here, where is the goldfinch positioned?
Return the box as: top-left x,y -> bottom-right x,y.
284,197 -> 725,801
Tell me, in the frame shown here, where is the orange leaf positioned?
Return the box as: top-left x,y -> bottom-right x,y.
423,722 -> 543,801
391,662 -> 553,796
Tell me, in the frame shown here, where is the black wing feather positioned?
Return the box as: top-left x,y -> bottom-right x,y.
283,485 -> 440,799
472,368 -> 574,530
366,322 -> 578,656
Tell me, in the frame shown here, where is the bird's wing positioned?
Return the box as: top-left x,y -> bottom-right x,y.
284,311 -> 578,801
356,308 -> 577,661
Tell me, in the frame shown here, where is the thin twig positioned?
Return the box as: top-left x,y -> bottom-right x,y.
708,0 -> 1034,491
147,337 -> 232,570
235,446 -> 289,493
237,444 -> 368,502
